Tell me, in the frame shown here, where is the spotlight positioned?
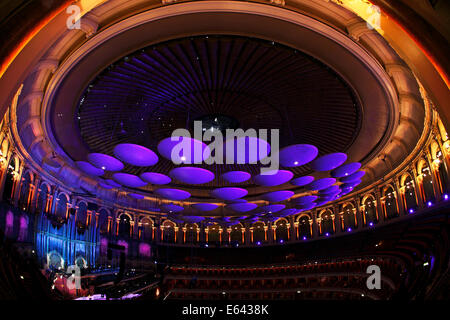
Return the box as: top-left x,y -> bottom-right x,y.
256,241 -> 261,245
294,161 -> 299,165
369,222 -> 373,227
280,239 -> 284,243
325,233 -> 329,237
409,208 -> 414,214
427,201 -> 432,207
444,194 -> 448,200
205,244 -> 208,248
347,228 -> 352,232
302,236 -> 307,240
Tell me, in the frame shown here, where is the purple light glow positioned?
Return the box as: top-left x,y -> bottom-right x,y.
279,144 -> 318,167
228,202 -> 258,212
140,172 -> 171,185
279,239 -> 284,243
290,175 -> 315,187
256,241 -> 261,245
302,236 -> 307,240
221,171 -> 251,184
87,153 -> 124,171
347,228 -> 352,232
158,136 -> 210,164
161,203 -> 184,212
444,194 -> 449,200
310,153 -> 347,171
261,190 -> 294,202
169,167 -> 215,184
155,188 -> 191,200
305,178 -> 336,191
139,243 -> 151,257
113,143 -> 158,166
112,173 -> 147,188
319,185 -> 341,195
192,203 -> 219,211
369,222 -> 374,227
211,187 -> 248,200
427,201 -> 432,207
330,162 -> 361,178
409,208 -> 414,213
76,161 -> 104,176
294,195 -> 318,205
105,179 -> 121,188
223,136 -> 270,164
253,170 -> 294,187
325,232 -> 330,237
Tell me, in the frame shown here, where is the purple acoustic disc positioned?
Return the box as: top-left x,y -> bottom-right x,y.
87,153 -> 124,171
112,173 -> 147,188
113,143 -> 158,166
161,203 -> 184,213
181,216 -> 205,223
226,199 -> 247,204
318,194 -> 338,202
105,179 -> 121,188
256,204 -> 285,213
75,161 -> 104,176
224,136 -> 270,164
128,193 -> 144,199
192,203 -> 219,211
310,153 -> 347,171
341,179 -> 362,189
261,190 -> 294,202
294,195 -> 318,205
99,182 -> 114,189
227,203 -> 258,212
140,172 -> 171,185
221,171 -> 251,184
157,136 -> 210,164
167,214 -> 184,224
253,170 -> 294,186
340,170 -> 366,183
155,188 -> 191,200
279,144 -> 318,167
315,200 -> 330,207
319,185 -> 341,195
169,167 -> 214,184
298,202 -> 316,210
291,175 -> 315,187
331,162 -> 362,178
211,187 -> 248,200
305,178 -> 337,191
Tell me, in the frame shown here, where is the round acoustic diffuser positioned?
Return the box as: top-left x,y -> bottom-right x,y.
221,171 -> 251,183
169,167 -> 215,184
155,188 -> 191,201
161,203 -> 184,212
113,143 -> 158,166
227,203 -> 258,212
253,170 -> 294,186
331,162 -> 361,178
76,161 -> 104,176
223,136 -> 270,164
261,191 -> 294,202
158,136 -> 210,164
191,203 -> 219,211
256,204 -> 285,213
112,173 -> 147,188
211,187 -> 248,200
279,144 -> 318,167
305,178 -> 337,191
294,195 -> 318,205
340,170 -> 365,183
291,175 -> 315,187
140,172 -> 171,185
87,153 -> 124,171
310,153 -> 347,171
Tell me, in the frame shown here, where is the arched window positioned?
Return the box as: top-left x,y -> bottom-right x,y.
252,222 -> 266,243
18,171 -> 32,211
141,218 -> 153,241
342,204 -> 356,231
403,176 -> 418,212
162,220 -> 176,243
384,187 -> 398,219
76,202 -> 88,227
230,224 -> 244,244
420,164 -> 435,202
435,150 -> 449,194
55,193 -> 69,219
118,214 -> 131,238
2,156 -> 17,203
36,183 -> 50,215
98,209 -> 109,234
297,215 -> 311,239
320,210 -> 334,236
185,223 -> 198,244
275,219 -> 289,242
207,224 -> 220,245
363,196 -> 378,225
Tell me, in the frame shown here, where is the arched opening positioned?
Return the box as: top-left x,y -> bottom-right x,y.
207,224 -> 220,245
18,171 -> 32,211
320,210 -> 334,236
118,214 -> 131,238
230,223 -> 244,244
297,215 -> 311,239
419,161 -> 436,202
342,203 -> 357,231
275,219 -> 289,242
55,193 -> 69,219
162,220 -> 176,243
36,183 -> 50,215
98,209 -> 109,234
185,223 -> 198,244
2,156 -> 17,203
384,186 -> 398,219
434,149 -> 449,194
141,217 -> 153,241
363,196 -> 378,225
403,175 -> 418,212
76,202 -> 88,227
252,221 -> 266,243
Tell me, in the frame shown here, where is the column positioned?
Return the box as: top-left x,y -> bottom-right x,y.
267,222 -> 274,243
333,204 -> 342,234
374,188 -> 384,222
288,216 -> 296,240
394,178 -> 406,215
355,197 -> 363,228
245,223 -> 251,245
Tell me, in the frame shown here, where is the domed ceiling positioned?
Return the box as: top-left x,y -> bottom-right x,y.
75,35 -> 360,191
